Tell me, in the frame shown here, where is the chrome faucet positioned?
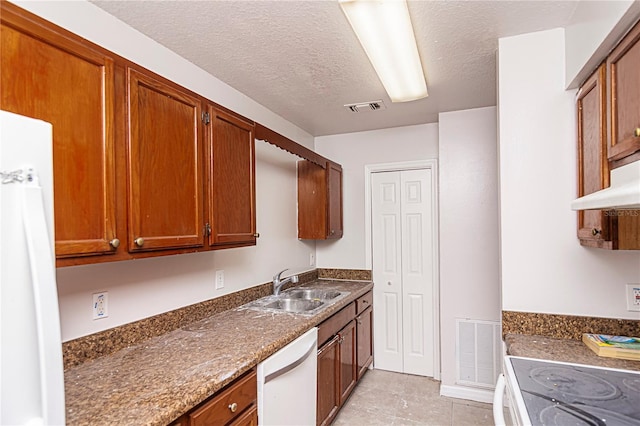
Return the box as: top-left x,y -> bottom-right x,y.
273,268 -> 299,296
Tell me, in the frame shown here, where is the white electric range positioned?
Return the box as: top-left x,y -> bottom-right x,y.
495,356 -> 640,426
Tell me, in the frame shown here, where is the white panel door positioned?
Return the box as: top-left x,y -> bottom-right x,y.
401,169 -> 434,376
371,171 -> 403,372
371,169 -> 435,377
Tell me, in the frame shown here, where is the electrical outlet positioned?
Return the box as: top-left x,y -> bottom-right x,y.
215,270 -> 224,289
92,292 -> 108,319
626,284 -> 640,312
309,252 -> 315,266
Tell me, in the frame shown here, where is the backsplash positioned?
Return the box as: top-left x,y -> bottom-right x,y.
62,268 -> 372,369
502,310 -> 640,340
317,268 -> 372,281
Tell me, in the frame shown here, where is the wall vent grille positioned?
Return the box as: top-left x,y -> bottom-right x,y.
344,100 -> 386,113
455,319 -> 502,389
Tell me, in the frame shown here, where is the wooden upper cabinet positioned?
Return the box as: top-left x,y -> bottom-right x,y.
207,107 -> 256,247
577,63 -> 640,250
577,64 -> 612,248
1,3 -> 119,259
326,161 -> 344,239
608,19 -> 640,165
298,160 -> 343,240
126,68 -> 204,251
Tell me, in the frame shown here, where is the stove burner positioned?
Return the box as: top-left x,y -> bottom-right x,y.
539,404 -> 640,426
530,367 -> 618,400
622,377 -> 640,393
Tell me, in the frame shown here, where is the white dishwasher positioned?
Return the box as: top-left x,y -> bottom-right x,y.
257,327 -> 317,426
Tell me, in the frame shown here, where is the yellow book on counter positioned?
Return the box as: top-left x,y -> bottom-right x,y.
582,333 -> 640,361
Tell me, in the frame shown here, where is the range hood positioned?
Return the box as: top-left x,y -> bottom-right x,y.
571,161 -> 640,210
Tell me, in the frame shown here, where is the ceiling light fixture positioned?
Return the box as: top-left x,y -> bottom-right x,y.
339,0 -> 428,103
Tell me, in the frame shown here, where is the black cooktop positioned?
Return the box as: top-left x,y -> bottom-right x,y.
510,357 -> 640,426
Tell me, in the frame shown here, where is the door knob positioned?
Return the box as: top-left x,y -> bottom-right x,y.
134,237 -> 144,247
387,281 -> 392,286
635,127 -> 640,138
109,238 -> 120,249
228,402 -> 238,413
591,228 -> 601,236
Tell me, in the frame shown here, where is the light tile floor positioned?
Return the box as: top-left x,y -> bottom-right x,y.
332,369 -> 495,426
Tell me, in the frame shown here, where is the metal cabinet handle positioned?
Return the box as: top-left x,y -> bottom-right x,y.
387,281 -> 392,286
635,127 -> 640,138
591,228 -> 601,236
362,300 -> 368,304
134,237 -> 144,247
228,402 -> 238,413
253,232 -> 260,238
109,238 -> 120,249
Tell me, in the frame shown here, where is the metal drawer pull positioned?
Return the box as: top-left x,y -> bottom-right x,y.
134,237 -> 144,247
229,402 -> 238,413
634,127 -> 640,138
317,335 -> 340,356
109,238 -> 120,248
591,228 -> 601,236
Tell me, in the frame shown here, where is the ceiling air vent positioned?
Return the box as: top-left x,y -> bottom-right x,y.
344,100 -> 386,113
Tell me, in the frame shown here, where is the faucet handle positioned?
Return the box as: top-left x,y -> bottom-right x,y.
274,268 -> 288,281
291,275 -> 299,284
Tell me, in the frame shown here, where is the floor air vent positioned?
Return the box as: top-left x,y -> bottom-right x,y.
344,100 -> 386,113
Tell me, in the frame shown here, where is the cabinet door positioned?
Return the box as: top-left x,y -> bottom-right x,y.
356,306 -> 373,380
298,160 -> 327,239
577,64 -> 612,248
326,162 -> 343,239
229,406 -> 257,426
1,4 -> 118,259
608,20 -> 640,163
127,68 -> 204,251
338,320 -> 357,406
317,335 -> 340,426
208,107 -> 256,246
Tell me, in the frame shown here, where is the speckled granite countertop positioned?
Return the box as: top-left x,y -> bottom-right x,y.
64,279 -> 373,426
505,334 -> 640,371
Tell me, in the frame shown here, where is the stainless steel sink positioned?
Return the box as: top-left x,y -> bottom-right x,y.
263,298 -> 324,313
240,287 -> 349,316
284,289 -> 342,300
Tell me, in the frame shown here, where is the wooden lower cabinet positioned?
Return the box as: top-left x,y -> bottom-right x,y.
338,320 -> 357,406
317,335 -> 340,426
316,291 -> 373,425
171,369 -> 257,426
356,306 -> 373,380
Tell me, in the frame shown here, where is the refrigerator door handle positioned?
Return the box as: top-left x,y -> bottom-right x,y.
21,170 -> 66,425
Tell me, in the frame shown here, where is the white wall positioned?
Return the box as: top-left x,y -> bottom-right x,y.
57,143 -> 313,341
438,107 -> 500,387
498,29 -> 640,321
314,124 -> 439,268
11,0 -> 313,149
565,1 -> 640,88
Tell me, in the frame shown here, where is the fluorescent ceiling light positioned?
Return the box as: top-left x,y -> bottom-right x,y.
339,0 -> 428,103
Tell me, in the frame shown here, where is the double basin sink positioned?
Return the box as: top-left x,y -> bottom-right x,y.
243,288 -> 349,316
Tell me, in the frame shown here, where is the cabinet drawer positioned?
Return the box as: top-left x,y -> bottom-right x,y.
190,370 -> 257,426
356,291 -> 372,314
318,302 -> 356,346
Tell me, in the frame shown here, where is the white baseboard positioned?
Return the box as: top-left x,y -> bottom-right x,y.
440,384 -> 494,404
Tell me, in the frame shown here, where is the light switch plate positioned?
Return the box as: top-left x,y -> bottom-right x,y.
215,270 -> 224,290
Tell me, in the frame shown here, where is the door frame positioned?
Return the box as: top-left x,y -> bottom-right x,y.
364,159 -> 441,380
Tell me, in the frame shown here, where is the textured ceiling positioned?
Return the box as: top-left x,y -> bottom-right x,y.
91,0 -> 580,136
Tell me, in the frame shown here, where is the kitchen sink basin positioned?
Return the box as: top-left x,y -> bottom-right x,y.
240,287 -> 349,316
263,298 -> 324,313
284,289 -> 342,300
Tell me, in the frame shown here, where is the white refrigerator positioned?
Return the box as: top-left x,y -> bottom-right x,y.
0,110 -> 66,425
